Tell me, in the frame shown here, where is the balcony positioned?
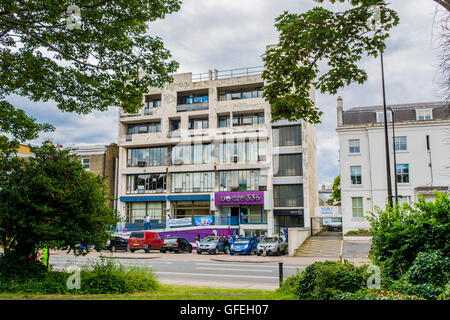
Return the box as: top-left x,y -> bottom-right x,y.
176,102 -> 209,112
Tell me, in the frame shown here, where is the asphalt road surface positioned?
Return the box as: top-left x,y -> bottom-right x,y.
49,255 -> 307,290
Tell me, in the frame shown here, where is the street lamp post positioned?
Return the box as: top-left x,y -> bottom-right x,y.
380,50 -> 393,206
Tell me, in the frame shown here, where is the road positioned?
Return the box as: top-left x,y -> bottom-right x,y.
49,255 -> 307,290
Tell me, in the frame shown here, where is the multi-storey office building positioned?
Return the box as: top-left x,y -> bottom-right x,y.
336,98 -> 450,233
117,64 -> 318,237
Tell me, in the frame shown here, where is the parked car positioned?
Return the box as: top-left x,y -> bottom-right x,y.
197,236 -> 229,255
256,236 -> 287,256
229,237 -> 258,255
160,238 -> 192,253
106,236 -> 130,252
127,231 -> 164,253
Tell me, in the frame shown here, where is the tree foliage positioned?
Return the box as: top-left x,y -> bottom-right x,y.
0,0 -> 180,152
328,175 -> 341,204
367,192 -> 450,279
0,143 -> 120,269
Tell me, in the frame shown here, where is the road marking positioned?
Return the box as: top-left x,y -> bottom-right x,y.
195,267 -> 273,273
155,272 -> 278,279
194,262 -> 305,269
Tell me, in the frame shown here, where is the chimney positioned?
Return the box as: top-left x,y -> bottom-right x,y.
337,96 -> 343,127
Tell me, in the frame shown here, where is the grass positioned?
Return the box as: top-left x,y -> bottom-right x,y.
345,229 -> 372,236
0,284 -> 297,300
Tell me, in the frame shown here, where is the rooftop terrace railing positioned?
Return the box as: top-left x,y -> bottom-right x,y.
192,66 -> 264,82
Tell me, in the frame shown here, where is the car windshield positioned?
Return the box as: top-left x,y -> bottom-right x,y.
201,237 -> 217,243
130,232 -> 144,239
261,237 -> 277,243
234,238 -> 250,244
164,238 -> 178,244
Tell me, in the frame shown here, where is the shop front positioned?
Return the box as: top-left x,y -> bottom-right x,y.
273,209 -> 304,234
214,191 -> 267,227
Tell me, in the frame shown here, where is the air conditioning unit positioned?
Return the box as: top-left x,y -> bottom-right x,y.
173,159 -> 184,165
137,161 -> 147,167
232,156 -> 239,163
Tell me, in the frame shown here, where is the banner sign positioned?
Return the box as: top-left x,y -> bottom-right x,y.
194,216 -> 214,226
167,217 -> 192,228
215,191 -> 264,206
320,207 -> 334,215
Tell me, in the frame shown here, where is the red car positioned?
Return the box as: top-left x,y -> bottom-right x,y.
127,231 -> 164,253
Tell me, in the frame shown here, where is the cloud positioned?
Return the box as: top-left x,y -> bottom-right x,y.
5,0 -> 445,188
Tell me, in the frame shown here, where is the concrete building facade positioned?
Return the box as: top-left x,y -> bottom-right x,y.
336,98 -> 450,233
116,60 -> 318,237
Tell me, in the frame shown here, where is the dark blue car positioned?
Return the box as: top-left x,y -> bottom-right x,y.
229,237 -> 258,255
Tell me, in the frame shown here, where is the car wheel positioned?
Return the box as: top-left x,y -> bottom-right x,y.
188,247 -> 192,253
160,250 -> 166,253
230,252 -> 234,255
197,250 -> 202,255
145,246 -> 151,253
257,252 -> 261,256
130,249 -> 135,253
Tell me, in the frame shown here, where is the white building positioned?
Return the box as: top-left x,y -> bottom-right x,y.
116,48 -> 318,238
336,98 -> 450,233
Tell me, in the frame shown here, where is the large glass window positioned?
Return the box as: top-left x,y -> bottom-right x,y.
218,86 -> 263,101
172,200 -> 211,218
376,111 -> 392,123
188,117 -> 209,129
394,136 -> 407,151
232,113 -> 264,126
273,154 -> 302,176
416,109 -> 433,120
126,202 -> 164,223
172,172 -> 215,193
218,115 -> 230,128
350,166 -> 362,185
352,197 -> 363,218
219,139 -> 266,163
349,139 -> 360,153
172,144 -> 215,165
145,97 -> 161,110
127,122 -> 161,135
127,147 -> 168,167
274,185 -> 304,207
127,174 -> 166,194
177,93 -> 208,105
219,170 -> 262,191
396,164 -> 409,183
272,126 -> 302,147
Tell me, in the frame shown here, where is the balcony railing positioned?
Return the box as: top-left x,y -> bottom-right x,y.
176,102 -> 209,112
192,66 -> 264,82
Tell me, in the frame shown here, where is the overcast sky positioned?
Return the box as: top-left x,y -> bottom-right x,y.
6,0 -> 446,187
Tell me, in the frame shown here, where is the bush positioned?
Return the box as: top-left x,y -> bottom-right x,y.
296,261 -> 367,300
0,258 -> 159,295
277,270 -> 303,296
367,192 -> 450,279
345,229 -> 371,235
437,283 -> 450,300
339,288 -> 422,300
407,250 -> 450,287
387,275 -> 444,300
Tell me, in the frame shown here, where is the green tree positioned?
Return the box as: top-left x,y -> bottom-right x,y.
0,0 -> 180,152
262,0 -> 449,123
367,192 -> 450,279
0,143 -> 120,276
327,175 -> 341,205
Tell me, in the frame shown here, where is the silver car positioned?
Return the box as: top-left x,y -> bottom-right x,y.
256,237 -> 287,256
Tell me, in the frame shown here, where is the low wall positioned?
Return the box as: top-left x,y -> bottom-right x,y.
288,227 -> 311,256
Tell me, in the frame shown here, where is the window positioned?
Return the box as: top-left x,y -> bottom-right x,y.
145,96 -> 161,114
188,118 -> 209,129
274,185 -> 304,207
126,202 -> 164,223
178,93 -> 208,105
394,136 -> 407,151
396,164 -> 409,183
273,154 -> 303,176
219,139 -> 266,163
127,147 -> 168,167
127,174 -> 167,194
416,108 -> 433,121
219,170 -> 263,191
127,122 -> 161,135
272,126 -> 302,147
352,197 -> 363,218
232,113 -> 264,126
376,111 -> 392,123
170,119 -> 181,132
218,115 -> 230,128
350,166 -> 362,185
81,158 -> 90,171
218,86 -> 263,101
172,144 -> 215,165
171,200 -> 210,218
171,172 -> 215,193
349,139 -> 360,153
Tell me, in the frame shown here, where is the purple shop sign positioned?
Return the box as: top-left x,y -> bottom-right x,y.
215,191 -> 264,206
